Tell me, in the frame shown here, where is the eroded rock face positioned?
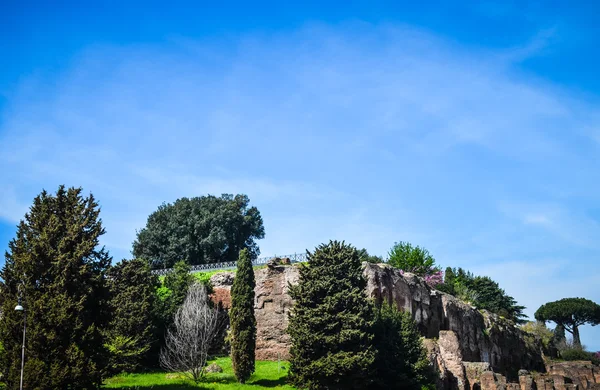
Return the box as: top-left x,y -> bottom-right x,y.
363,263 -> 546,378
210,271 -> 235,309
254,264 -> 298,360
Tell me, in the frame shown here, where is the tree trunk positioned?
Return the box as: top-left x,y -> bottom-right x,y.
573,325 -> 582,349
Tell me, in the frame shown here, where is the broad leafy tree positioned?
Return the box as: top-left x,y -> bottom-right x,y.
372,303 -> 434,389
388,241 -> 438,276
133,194 -> 265,269
105,258 -> 159,373
0,186 -> 111,388
535,298 -> 600,348
230,249 -> 256,383
288,241 -> 375,389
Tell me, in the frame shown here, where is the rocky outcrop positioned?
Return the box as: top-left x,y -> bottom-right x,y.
209,263 -> 599,389
363,263 -> 545,379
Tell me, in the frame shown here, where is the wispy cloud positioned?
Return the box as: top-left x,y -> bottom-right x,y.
1,22 -> 600,347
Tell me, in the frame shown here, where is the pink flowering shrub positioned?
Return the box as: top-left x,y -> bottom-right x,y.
399,267 -> 443,287
424,270 -> 444,287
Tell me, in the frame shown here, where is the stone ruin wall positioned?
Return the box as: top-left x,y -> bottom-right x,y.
210,262 -> 600,389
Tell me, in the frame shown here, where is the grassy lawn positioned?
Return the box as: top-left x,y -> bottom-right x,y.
104,357 -> 294,389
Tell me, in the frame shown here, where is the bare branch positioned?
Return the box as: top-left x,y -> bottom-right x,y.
159,283 -> 223,383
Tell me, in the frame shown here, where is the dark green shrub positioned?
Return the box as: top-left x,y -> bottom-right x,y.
372,303 -> 435,389
105,258 -> 159,373
560,348 -> 600,365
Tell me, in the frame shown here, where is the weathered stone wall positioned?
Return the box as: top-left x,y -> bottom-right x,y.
210,264 -> 298,360
254,264 -> 298,360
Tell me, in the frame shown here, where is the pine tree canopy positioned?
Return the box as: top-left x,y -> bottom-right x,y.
0,186 -> 111,388
288,241 -> 375,390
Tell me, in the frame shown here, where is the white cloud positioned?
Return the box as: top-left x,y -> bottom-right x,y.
0,186 -> 29,223
1,22 -> 600,347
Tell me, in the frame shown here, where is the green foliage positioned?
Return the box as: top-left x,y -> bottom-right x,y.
521,321 -> 554,349
288,241 -> 375,390
133,194 -> 265,269
162,261 -> 194,317
553,324 -> 567,349
436,267 -> 456,295
0,186 -> 110,388
441,267 -> 527,324
104,335 -> 151,374
372,303 -> 435,389
559,347 -> 600,365
230,249 -> 256,383
358,248 -> 383,264
453,283 -> 481,306
535,298 -> 600,348
387,241 -> 438,276
152,261 -> 194,367
106,258 -> 159,373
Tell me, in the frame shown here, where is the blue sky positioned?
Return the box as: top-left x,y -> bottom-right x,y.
1,1 -> 600,348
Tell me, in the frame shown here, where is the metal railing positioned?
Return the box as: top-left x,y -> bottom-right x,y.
151,252 -> 307,276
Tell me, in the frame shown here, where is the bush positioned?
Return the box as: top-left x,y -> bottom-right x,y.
372,303 -> 435,389
560,348 -> 600,365
521,322 -> 554,349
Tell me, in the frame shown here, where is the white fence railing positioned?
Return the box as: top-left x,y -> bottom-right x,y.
151,252 -> 307,276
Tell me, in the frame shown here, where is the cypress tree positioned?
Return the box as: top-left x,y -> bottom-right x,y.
0,186 -> 111,388
288,241 -> 375,390
230,248 -> 256,383
105,258 -> 159,373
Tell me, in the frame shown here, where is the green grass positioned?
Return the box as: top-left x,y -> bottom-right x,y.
103,357 -> 294,389
192,270 -> 228,285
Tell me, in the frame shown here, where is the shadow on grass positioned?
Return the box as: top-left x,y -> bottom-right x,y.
251,377 -> 289,387
107,385 -> 199,390
199,373 -> 289,388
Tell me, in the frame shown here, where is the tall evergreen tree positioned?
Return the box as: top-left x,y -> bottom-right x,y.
230,248 -> 256,383
105,258 -> 159,373
0,186 -> 111,388
288,241 -> 375,390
